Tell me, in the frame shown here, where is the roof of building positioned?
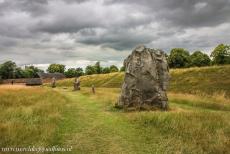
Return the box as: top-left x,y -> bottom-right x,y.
37,72 -> 65,79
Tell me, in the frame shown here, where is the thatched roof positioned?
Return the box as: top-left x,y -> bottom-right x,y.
26,78 -> 43,86
38,72 -> 65,80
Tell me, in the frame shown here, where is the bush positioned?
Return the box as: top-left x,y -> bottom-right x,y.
211,44 -> 230,65
47,64 -> 65,73
102,67 -> 110,74
190,51 -> 211,67
85,65 -> 97,75
168,48 -> 191,68
110,65 -> 119,72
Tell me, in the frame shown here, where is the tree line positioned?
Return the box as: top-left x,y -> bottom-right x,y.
46,62 -> 124,78
167,44 -> 230,68
0,62 -> 44,79
0,43 -> 229,79
0,61 -> 124,79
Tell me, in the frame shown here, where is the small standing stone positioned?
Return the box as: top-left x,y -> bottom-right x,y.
92,85 -> 95,94
51,77 -> 56,88
73,78 -> 81,91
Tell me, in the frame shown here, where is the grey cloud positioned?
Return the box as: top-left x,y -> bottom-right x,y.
0,0 -> 230,69
0,0 -> 49,17
77,28 -> 157,50
107,0 -> 230,28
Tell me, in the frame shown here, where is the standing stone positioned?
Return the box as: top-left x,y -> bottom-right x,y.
73,78 -> 81,91
116,45 -> 170,110
51,77 -> 56,88
92,85 -> 95,94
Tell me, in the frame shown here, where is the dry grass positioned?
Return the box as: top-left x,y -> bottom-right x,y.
0,86 -> 68,148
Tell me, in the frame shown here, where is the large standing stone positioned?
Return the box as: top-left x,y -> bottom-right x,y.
116,45 -> 170,110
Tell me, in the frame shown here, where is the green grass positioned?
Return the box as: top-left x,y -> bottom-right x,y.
56,65 -> 230,97
0,86 -> 229,153
53,87 -> 230,154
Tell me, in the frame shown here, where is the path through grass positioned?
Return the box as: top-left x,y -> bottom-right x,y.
55,87 -> 230,154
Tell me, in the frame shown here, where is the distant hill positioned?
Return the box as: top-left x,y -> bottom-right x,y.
57,65 -> 230,97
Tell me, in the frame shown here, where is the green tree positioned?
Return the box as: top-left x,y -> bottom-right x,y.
102,67 -> 110,74
64,67 -> 84,78
76,67 -> 84,77
47,64 -> 65,73
15,67 -> 26,78
94,62 -> 102,74
211,44 -> 230,65
85,65 -> 97,75
190,51 -> 211,67
65,68 -> 77,78
110,65 -> 119,72
0,61 -> 17,79
120,66 -> 125,72
168,48 -> 191,68
23,66 -> 43,78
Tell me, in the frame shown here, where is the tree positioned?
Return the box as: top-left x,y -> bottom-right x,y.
211,44 -> 230,65
120,66 -> 125,72
0,61 -> 17,79
85,65 -> 96,75
23,66 -> 43,78
168,48 -> 191,68
102,67 -> 110,74
190,51 -> 211,67
15,67 -> 26,78
47,64 -> 65,73
65,68 -> 77,78
94,62 -> 102,74
75,67 -> 84,77
110,65 -> 119,72
64,67 -> 84,78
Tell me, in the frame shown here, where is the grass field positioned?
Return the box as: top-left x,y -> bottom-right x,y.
1,65 -> 230,153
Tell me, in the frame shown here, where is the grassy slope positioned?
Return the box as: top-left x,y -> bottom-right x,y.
57,65 -> 230,97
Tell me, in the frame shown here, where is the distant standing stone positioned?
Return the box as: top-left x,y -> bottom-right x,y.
116,45 -> 170,110
51,77 -> 56,88
73,78 -> 81,91
92,85 -> 95,94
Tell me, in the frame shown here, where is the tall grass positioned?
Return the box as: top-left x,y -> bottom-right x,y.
0,86 -> 68,148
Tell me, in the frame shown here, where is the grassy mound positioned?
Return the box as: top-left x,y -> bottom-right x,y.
57,65 -> 230,97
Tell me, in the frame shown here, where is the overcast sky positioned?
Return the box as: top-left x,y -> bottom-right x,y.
0,0 -> 230,70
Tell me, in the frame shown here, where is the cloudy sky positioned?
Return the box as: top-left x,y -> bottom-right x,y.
0,0 -> 230,70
